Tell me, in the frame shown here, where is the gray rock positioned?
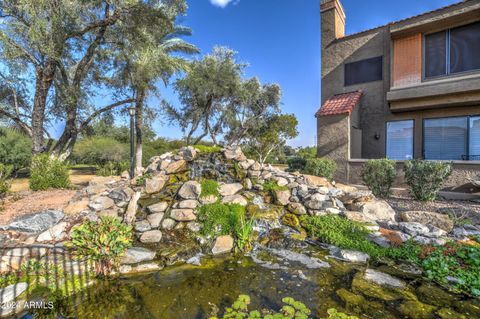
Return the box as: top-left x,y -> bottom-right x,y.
164,160 -> 187,174
274,190 -> 290,206
178,181 -> 201,199
8,210 -> 64,234
400,211 -> 454,232
36,222 -> 68,242
239,159 -> 255,170
134,220 -> 152,232
108,187 -> 134,203
89,196 -> 115,211
178,200 -> 199,209
222,195 -> 248,206
0,283 -> 28,304
187,222 -> 201,232
350,200 -> 396,222
413,236 -> 446,246
199,195 -> 218,204
287,202 -> 307,215
425,225 -> 447,238
140,230 -> 163,243
399,222 -> 430,237
161,218 -> 176,230
273,176 -> 289,187
148,202 -> 169,213
368,233 -> 392,248
332,248 -> 370,263
147,213 -> 164,228
267,248 -> 330,269
244,178 -> 253,190
186,253 -> 204,266
145,174 -> 167,194
120,247 -> 156,265
224,147 -> 247,161
219,183 -> 243,196
170,209 -> 196,221
453,227 -> 480,237
180,146 -> 197,161
363,269 -> 406,289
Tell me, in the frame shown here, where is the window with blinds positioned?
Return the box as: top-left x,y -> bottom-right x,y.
386,120 -> 414,160
470,116 -> 480,159
424,22 -> 480,79
424,117 -> 468,160
344,56 -> 383,86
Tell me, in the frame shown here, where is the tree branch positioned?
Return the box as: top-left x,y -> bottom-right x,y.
78,98 -> 136,132
0,107 -> 32,136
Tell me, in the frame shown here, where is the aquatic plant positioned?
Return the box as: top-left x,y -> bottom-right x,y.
209,294 -> 313,319
67,217 -> 133,276
322,308 -> 359,319
200,179 -> 220,198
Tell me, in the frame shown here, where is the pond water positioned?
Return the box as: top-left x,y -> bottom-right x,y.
18,246 -> 478,319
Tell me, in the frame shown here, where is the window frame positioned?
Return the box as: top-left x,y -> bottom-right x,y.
385,119 -> 415,161
344,56 -> 383,87
422,115 -> 480,161
423,21 -> 480,81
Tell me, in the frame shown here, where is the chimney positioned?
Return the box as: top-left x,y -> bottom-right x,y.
321,0 -> 346,48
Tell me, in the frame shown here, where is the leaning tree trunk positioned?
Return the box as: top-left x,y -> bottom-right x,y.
135,89 -> 145,176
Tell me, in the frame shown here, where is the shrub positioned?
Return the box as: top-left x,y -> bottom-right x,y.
67,217 -> 133,276
287,157 -> 307,172
0,164 -> 13,198
29,154 -> 70,191
404,160 -> 452,201
96,161 -> 129,177
361,159 -> 397,198
200,179 -> 220,198
209,294 -> 313,319
0,127 -> 32,172
72,137 -> 128,165
303,158 -> 337,180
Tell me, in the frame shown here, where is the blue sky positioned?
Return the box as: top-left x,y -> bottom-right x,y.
50,0 -> 460,146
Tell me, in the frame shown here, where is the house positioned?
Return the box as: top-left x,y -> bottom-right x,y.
317,0 -> 480,188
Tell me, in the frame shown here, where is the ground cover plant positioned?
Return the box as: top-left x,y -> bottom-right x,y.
200,179 -> 220,199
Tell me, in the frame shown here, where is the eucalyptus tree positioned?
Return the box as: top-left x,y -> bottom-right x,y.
111,20 -> 198,174
0,0 -> 187,156
165,46 -> 245,145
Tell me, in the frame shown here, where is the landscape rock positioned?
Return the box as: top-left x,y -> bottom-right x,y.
211,235 -> 234,255
63,199 -> 90,215
36,222 -> 68,242
108,187 -> 134,203
363,269 -> 406,289
164,159 -> 187,174
350,200 -> 396,222
89,196 -> 115,211
145,174 -> 167,194
134,220 -> 152,232
332,248 -> 370,263
8,210 -> 64,234
399,222 -> 430,237
147,213 -> 164,228
199,195 -> 218,204
170,209 -> 196,221
178,200 -> 199,209
222,195 -> 248,206
120,247 -> 156,264
161,218 -> 176,230
400,211 -> 454,232
140,230 -> 163,243
340,190 -> 374,205
0,282 -> 28,304
180,146 -> 197,161
305,175 -> 330,187
148,202 -> 168,213
287,203 -> 307,215
178,181 -> 201,199
219,183 -> 243,196
224,147 -> 246,161
274,190 -> 290,206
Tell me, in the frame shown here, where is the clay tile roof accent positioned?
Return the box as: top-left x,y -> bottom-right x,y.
315,91 -> 363,117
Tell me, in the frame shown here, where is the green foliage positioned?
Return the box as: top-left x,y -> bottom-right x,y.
200,179 -> 220,198
210,294 -> 313,319
421,243 -> 480,296
297,147 -> 317,160
361,159 -> 397,198
96,161 -> 129,177
302,158 -> 337,180
197,203 -> 253,251
300,215 -> 420,262
322,308 -> 359,319
66,217 -> 133,276
194,144 -> 222,153
143,138 -> 187,165
287,157 -> 307,172
404,160 -> 452,201
0,163 -> 13,197
263,180 -> 288,192
72,137 -> 128,165
0,128 -> 32,172
29,154 -> 70,191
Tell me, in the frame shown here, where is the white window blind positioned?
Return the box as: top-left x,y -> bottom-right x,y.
386,120 -> 414,160
424,117 -> 468,160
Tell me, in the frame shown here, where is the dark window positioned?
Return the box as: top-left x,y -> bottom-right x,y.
424,117 -> 468,160
345,56 -> 383,86
470,116 -> 480,160
386,120 -> 414,160
425,31 -> 447,78
424,22 -> 480,79
450,22 -> 480,74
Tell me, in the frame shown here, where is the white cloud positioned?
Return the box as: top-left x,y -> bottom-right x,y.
210,0 -> 236,8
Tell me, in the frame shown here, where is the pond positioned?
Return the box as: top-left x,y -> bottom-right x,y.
18,246 -> 478,319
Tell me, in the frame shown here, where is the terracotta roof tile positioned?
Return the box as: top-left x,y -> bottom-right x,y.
315,91 -> 363,117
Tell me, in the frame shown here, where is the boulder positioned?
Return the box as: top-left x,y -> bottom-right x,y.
108,187 -> 134,202
120,247 -> 156,264
274,189 -> 290,206
164,159 -> 187,174
161,218 -> 176,230
8,210 -> 64,234
145,174 -> 167,194
222,195 -> 248,206
224,147 -> 246,161
219,183 -> 243,196
398,300 -> 437,319
399,222 -> 431,237
287,203 -> 307,215
304,175 -> 331,187
178,181 -> 201,199
63,199 -> 90,215
170,209 -> 196,221
331,248 -> 370,263
147,213 -> 164,228
180,146 -> 197,161
350,200 -> 396,222
273,176 -> 289,187
244,178 -> 253,190
89,196 -> 115,211
124,191 -> 141,225
178,200 -> 199,209
148,202 -> 168,214
340,190 -> 374,205
0,282 -> 28,304
98,209 -> 119,219
239,159 -> 255,170
364,269 -> 406,289
400,211 -> 454,232
342,211 -> 376,223
134,220 -> 152,232
212,235 -> 234,255
36,222 -> 68,242
140,230 -> 163,243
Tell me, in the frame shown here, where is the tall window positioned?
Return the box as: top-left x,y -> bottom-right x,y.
345,56 -> 383,86
470,116 -> 480,160
424,117 -> 469,160
386,120 -> 414,160
424,22 -> 480,78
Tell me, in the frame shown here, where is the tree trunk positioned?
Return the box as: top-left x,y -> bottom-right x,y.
31,66 -> 55,154
135,89 -> 145,176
